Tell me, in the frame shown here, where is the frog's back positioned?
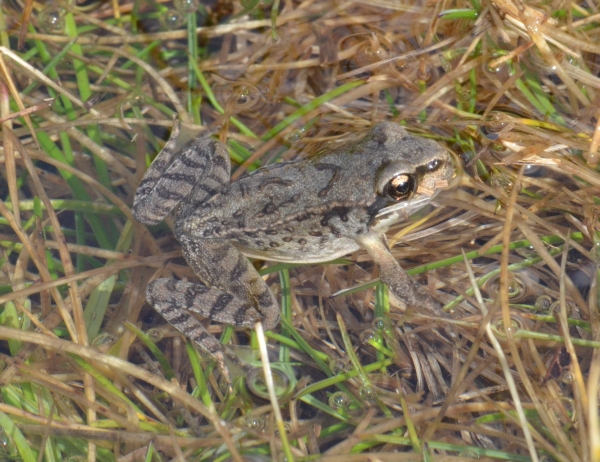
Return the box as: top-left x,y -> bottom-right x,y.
178,122 -> 451,263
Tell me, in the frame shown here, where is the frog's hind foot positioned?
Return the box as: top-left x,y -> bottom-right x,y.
146,278 -> 260,385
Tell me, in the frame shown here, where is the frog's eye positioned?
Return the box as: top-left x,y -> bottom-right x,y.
386,174 -> 415,201
426,159 -> 442,172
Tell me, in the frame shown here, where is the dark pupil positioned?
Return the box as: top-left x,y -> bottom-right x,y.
387,174 -> 414,201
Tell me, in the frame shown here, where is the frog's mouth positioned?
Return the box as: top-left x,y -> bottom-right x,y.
376,195 -> 433,219
371,194 -> 436,233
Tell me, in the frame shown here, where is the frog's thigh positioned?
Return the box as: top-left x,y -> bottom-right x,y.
167,237 -> 279,330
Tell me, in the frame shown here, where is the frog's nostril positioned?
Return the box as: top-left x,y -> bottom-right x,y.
426,158 -> 441,172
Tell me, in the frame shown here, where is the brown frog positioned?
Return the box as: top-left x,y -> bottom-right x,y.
133,121 -> 454,372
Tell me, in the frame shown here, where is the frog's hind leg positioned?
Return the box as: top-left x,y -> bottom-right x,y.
132,119 -> 230,225
147,280 -> 253,379
147,237 -> 280,369
178,236 -> 280,331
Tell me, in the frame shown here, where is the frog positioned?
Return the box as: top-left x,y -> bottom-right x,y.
132,120 -> 455,375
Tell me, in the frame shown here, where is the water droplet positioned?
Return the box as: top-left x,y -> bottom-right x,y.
328,391 -> 351,411
174,0 -> 200,13
160,9 -> 185,30
38,5 -> 66,33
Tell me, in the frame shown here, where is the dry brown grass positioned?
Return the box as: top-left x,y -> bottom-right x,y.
0,0 -> 600,461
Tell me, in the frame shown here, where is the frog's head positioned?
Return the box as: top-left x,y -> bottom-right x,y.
365,122 -> 456,232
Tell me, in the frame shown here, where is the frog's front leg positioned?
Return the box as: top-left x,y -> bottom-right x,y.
357,233 -> 446,319
148,235 -> 280,372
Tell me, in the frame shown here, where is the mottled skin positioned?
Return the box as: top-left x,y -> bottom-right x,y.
133,120 -> 454,372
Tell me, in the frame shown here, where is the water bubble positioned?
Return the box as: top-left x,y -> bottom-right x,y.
329,358 -> 350,375
504,325 -> 517,335
561,371 -> 574,384
214,82 -> 266,113
246,367 -> 291,400
371,317 -> 391,332
458,449 -> 480,459
561,397 -> 576,421
486,61 -> 502,74
417,62 -> 436,83
359,383 -> 376,400
147,328 -> 163,342
590,244 -> 600,263
493,316 -> 523,339
484,112 -> 508,132
359,329 -> 380,345
242,415 -> 266,431
439,54 -> 452,72
91,333 -> 117,346
160,9 -> 185,30
174,0 -> 200,13
515,245 -> 537,258
38,5 -> 66,33
534,295 -> 553,311
328,391 -> 351,411
506,278 -> 524,299
522,163 -> 543,177
456,87 -> 471,105
284,128 -> 306,144
352,33 -> 392,68
128,94 -> 145,108
489,141 -> 507,154
549,301 -> 572,317
0,427 -> 17,460
489,172 -> 513,196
